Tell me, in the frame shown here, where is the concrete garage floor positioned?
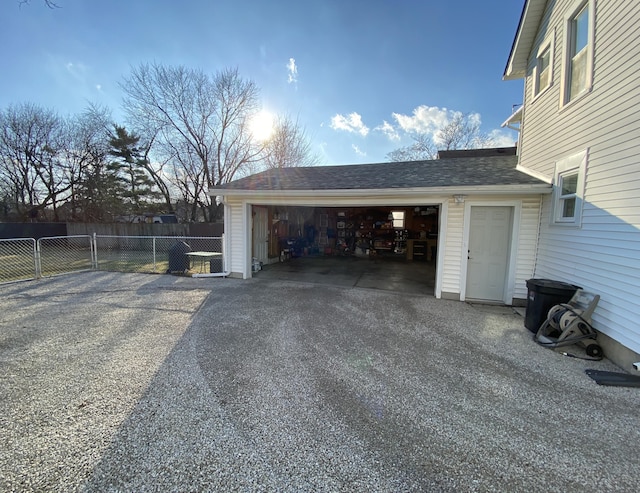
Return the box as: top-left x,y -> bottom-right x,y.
1,272 -> 639,491
256,255 -> 436,296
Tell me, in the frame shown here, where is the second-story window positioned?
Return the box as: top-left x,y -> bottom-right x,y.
562,0 -> 594,106
533,38 -> 553,99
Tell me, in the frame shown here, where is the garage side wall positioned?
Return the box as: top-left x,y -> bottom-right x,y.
514,195 -> 542,301
441,198 -> 465,299
225,197 -> 248,278
440,194 -> 541,303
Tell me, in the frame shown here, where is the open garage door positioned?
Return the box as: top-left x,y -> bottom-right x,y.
252,204 -> 439,296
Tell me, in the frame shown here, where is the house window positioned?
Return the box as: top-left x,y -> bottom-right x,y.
533,36 -> 554,99
391,211 -> 405,229
562,0 -> 594,105
558,172 -> 578,219
552,150 -> 588,226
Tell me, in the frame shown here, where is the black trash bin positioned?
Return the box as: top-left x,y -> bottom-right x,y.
524,279 -> 581,333
209,257 -> 223,273
168,241 -> 191,273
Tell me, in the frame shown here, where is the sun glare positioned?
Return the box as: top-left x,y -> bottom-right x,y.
249,110 -> 275,141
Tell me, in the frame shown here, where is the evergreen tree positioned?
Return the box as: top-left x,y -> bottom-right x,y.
107,125 -> 162,216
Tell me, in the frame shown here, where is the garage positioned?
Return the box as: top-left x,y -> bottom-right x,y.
211,148 -> 552,303
250,204 -> 439,295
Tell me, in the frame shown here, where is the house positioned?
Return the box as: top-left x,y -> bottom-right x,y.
503,0 -> 640,369
210,148 -> 550,306
210,0 -> 640,371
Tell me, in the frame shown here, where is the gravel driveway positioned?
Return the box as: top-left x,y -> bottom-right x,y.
1,272 -> 639,492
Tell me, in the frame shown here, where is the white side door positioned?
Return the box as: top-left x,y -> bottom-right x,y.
465,206 -> 513,302
252,206 -> 269,264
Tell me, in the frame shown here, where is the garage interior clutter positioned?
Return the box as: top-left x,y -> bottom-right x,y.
260,205 -> 440,263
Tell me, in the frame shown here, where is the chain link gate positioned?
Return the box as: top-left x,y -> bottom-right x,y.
0,238 -> 38,283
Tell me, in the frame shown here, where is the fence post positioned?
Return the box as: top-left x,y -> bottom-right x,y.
93,233 -> 98,270
34,239 -> 42,279
221,233 -> 226,274
152,237 -> 157,273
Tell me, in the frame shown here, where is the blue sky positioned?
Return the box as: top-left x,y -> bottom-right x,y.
0,0 -> 525,165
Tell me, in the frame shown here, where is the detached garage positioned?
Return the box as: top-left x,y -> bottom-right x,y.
210,148 -> 551,305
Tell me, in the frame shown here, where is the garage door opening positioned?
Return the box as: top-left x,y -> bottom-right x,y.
252,205 -> 439,295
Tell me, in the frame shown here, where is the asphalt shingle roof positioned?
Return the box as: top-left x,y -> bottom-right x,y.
212,155 -> 547,192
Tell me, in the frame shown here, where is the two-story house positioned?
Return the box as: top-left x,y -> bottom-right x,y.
503,0 -> 640,370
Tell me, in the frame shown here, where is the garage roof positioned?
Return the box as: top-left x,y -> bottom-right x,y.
211,153 -> 550,194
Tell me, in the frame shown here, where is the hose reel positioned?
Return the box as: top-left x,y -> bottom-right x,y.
535,290 -> 603,359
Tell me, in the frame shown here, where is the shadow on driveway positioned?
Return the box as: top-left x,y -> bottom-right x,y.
1,272 -> 639,492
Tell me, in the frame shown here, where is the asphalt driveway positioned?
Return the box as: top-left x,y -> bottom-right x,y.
1,272 -> 639,492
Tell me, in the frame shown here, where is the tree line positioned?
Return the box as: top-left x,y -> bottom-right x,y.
0,64 -> 318,223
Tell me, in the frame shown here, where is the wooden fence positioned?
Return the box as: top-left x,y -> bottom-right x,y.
0,222 -> 223,239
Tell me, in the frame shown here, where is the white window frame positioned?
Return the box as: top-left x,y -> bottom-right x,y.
560,0 -> 595,108
552,149 -> 588,226
532,34 -> 554,100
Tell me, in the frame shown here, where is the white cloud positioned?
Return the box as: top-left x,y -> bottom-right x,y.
391,105 -> 453,135
389,105 -> 490,147
330,112 -> 369,137
488,129 -> 518,147
65,61 -> 88,80
352,144 -> 367,157
374,120 -> 400,141
287,57 -> 298,84
95,84 -> 102,91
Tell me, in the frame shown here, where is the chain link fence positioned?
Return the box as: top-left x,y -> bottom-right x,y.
0,235 -> 224,285
38,235 -> 94,277
0,238 -> 38,283
94,235 -> 224,274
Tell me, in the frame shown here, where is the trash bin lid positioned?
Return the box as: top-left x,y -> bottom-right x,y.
526,278 -> 581,294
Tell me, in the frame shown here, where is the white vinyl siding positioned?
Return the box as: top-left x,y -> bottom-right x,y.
535,192 -> 640,353
441,197 -> 465,297
518,0 -> 640,353
513,196 -> 542,300
226,198 -> 246,276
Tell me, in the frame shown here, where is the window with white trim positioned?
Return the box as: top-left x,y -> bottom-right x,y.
562,0 -> 594,105
552,150 -> 588,226
533,36 -> 554,99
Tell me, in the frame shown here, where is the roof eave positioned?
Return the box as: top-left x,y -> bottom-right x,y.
211,184 -> 552,199
503,0 -> 547,80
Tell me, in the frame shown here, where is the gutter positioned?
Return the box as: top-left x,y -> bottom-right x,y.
210,184 -> 552,200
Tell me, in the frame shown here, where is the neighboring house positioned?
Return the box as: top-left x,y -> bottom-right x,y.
210,149 -> 550,305
115,213 -> 178,224
503,0 -> 640,368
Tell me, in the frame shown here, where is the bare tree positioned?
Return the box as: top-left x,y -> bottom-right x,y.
386,134 -> 437,162
18,0 -> 60,8
261,115 -> 320,169
60,104 -> 112,221
0,103 -> 65,220
387,113 -> 494,162
437,113 -> 492,151
121,63 -> 264,221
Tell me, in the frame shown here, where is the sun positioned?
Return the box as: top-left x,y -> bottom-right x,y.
249,110 -> 275,142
